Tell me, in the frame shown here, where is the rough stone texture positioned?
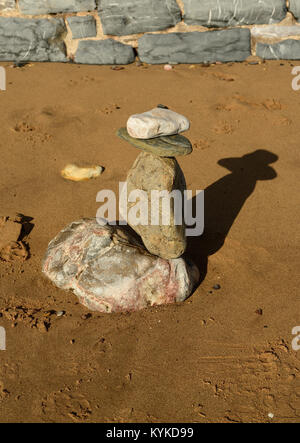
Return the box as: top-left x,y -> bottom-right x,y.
75,39 -> 135,64
138,29 -> 251,64
257,39 -> 300,59
252,25 -> 300,40
289,0 -> 300,21
182,0 -> 287,27
0,0 -> 15,11
98,0 -> 181,36
122,152 -> 187,259
42,219 -> 199,313
117,128 -> 192,157
18,0 -> 96,15
0,18 -> 67,62
67,16 -> 97,39
127,107 -> 190,139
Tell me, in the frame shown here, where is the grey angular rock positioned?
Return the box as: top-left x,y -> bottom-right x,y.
98,0 -> 181,36
251,25 -> 300,40
122,152 -> 187,259
75,39 -> 135,65
289,0 -> 300,21
182,0 -> 287,27
67,15 -> 97,39
0,18 -> 67,62
257,39 -> 300,59
18,0 -> 96,15
138,29 -> 251,64
0,0 -> 15,10
42,219 -> 199,313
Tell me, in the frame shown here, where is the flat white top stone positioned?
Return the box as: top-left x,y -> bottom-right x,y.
127,107 -> 190,139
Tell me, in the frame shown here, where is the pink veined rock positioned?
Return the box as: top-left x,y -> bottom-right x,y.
42,219 -> 199,313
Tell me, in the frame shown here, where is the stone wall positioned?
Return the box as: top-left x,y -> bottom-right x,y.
1,0 -> 300,64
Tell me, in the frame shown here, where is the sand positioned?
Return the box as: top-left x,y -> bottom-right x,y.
0,60 -> 299,423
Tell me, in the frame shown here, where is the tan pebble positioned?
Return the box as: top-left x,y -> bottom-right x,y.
61,164 -> 104,182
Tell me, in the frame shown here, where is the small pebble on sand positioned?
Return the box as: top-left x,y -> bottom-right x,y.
61,164 -> 104,182
56,311 -> 65,317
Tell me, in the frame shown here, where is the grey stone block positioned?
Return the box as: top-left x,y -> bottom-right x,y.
138,29 -> 251,64
182,0 -> 287,27
289,0 -> 300,21
75,39 -> 135,64
257,39 -> 300,59
0,0 -> 15,10
98,0 -> 181,36
18,0 -> 96,15
0,18 -> 67,62
67,15 -> 97,39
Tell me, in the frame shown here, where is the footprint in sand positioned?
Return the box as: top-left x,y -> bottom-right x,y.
211,72 -> 237,82
193,138 -> 212,150
68,79 -> 79,86
275,116 -> 292,126
38,106 -> 84,129
0,305 -> 57,332
13,107 -> 84,143
14,121 -> 35,133
216,95 -> 282,112
235,95 -> 282,110
81,75 -> 97,82
13,120 -> 52,144
96,104 -> 121,115
42,391 -> 92,422
0,381 -> 10,401
68,76 -> 98,86
214,120 -> 238,135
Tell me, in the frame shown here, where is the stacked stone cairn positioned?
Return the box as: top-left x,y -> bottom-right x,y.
42,107 -> 199,313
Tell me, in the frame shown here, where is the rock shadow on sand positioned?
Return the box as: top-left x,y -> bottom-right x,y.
186,149 -> 279,285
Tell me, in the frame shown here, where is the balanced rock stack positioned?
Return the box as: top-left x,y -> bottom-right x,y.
118,106 -> 192,259
42,107 -> 199,313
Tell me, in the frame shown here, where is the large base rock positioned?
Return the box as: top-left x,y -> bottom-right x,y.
42,219 -> 199,313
